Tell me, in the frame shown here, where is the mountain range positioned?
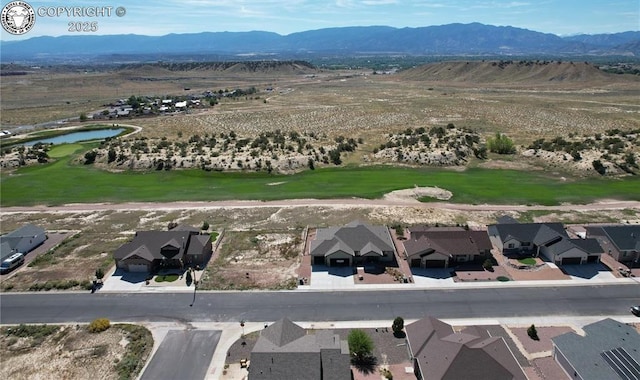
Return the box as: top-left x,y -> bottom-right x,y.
2,23 -> 639,63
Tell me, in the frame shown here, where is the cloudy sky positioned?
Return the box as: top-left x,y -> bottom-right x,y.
1,0 -> 639,41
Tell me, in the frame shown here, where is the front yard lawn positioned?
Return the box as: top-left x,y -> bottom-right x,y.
155,274 -> 179,282
518,258 -> 537,266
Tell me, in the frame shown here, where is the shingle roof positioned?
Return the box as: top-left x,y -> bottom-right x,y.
490,222 -> 567,244
601,225 -> 640,251
310,221 -> 394,258
406,316 -> 527,380
250,319 -> 350,380
404,230 -> 492,258
552,318 -> 640,380
113,229 -> 208,262
0,224 -> 46,261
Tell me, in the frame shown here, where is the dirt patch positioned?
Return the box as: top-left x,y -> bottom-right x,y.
199,230 -> 304,290
0,324 -> 153,380
383,186 -> 453,202
509,325 -> 575,357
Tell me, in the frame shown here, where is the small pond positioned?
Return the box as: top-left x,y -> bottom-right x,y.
26,128 -> 125,145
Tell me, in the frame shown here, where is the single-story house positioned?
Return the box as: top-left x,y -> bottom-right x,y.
0,224 -> 47,262
586,225 -> 640,266
404,226 -> 493,268
113,227 -> 212,272
488,219 -> 603,265
310,221 -> 396,266
405,316 -> 527,380
552,318 -> 640,380
249,318 -> 351,380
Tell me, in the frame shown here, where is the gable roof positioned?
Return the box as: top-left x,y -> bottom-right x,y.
250,318 -> 350,380
489,221 -> 567,244
0,224 -> 46,261
489,220 -> 602,256
310,221 -> 394,258
552,318 -> 640,380
601,225 -> 640,252
404,229 -> 492,258
406,316 -> 527,380
114,229 -> 207,262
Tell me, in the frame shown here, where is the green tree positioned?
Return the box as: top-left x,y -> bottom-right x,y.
348,329 -> 374,361
79,113 -> 88,122
95,268 -> 105,280
487,132 -> 516,154
107,148 -> 117,163
592,160 -> 606,175
392,317 -> 404,335
201,221 -> 210,231
84,150 -> 97,164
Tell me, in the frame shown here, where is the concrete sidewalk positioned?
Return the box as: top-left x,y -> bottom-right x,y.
100,275 -> 640,294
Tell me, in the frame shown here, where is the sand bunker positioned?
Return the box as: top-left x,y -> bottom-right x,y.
383,186 -> 452,202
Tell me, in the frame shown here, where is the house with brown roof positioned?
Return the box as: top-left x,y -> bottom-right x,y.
488,219 -> 603,265
310,221 -> 396,267
403,226 -> 492,268
249,318 -> 351,380
405,316 -> 527,380
113,227 -> 212,272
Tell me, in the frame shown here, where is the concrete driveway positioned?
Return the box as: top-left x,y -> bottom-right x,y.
141,330 -> 221,380
101,269 -> 145,291
309,265 -> 355,290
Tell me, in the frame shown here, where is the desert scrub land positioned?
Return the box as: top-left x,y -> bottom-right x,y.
82,129 -> 360,173
522,128 -> 640,176
198,229 -> 304,290
0,323 -> 153,380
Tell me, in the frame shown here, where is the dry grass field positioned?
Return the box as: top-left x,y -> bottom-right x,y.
0,323 -> 152,380
3,61 -> 638,143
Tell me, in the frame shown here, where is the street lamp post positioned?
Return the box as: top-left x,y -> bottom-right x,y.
189,269 -> 197,307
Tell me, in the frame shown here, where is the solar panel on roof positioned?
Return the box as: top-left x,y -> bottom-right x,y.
600,347 -> 640,380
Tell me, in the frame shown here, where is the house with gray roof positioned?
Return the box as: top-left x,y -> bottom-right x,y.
310,221 -> 396,266
552,318 -> 640,380
488,219 -> 603,265
113,227 -> 212,272
586,225 -> 640,266
249,318 -> 351,380
405,316 -> 527,380
0,224 -> 47,262
404,226 -> 493,268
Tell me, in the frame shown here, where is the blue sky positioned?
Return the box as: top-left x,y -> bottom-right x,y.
1,0 -> 639,41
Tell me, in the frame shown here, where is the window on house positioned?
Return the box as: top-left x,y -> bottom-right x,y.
508,243 -> 515,248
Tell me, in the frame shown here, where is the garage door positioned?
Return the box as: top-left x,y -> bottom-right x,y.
313,256 -> 325,265
561,257 -> 582,265
330,258 -> 350,267
128,264 -> 148,272
425,260 -> 446,268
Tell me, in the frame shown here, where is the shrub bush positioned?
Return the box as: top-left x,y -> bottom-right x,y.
88,318 -> 111,333
527,324 -> 539,341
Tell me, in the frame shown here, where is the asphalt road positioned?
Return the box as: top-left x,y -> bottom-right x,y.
140,330 -> 220,380
1,285 -> 639,324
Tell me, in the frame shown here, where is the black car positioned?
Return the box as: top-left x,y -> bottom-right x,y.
631,306 -> 640,317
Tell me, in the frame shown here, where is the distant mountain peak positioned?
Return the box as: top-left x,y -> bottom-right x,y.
1,23 -> 638,63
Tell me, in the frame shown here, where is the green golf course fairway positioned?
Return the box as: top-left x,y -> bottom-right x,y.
1,144 -> 638,206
